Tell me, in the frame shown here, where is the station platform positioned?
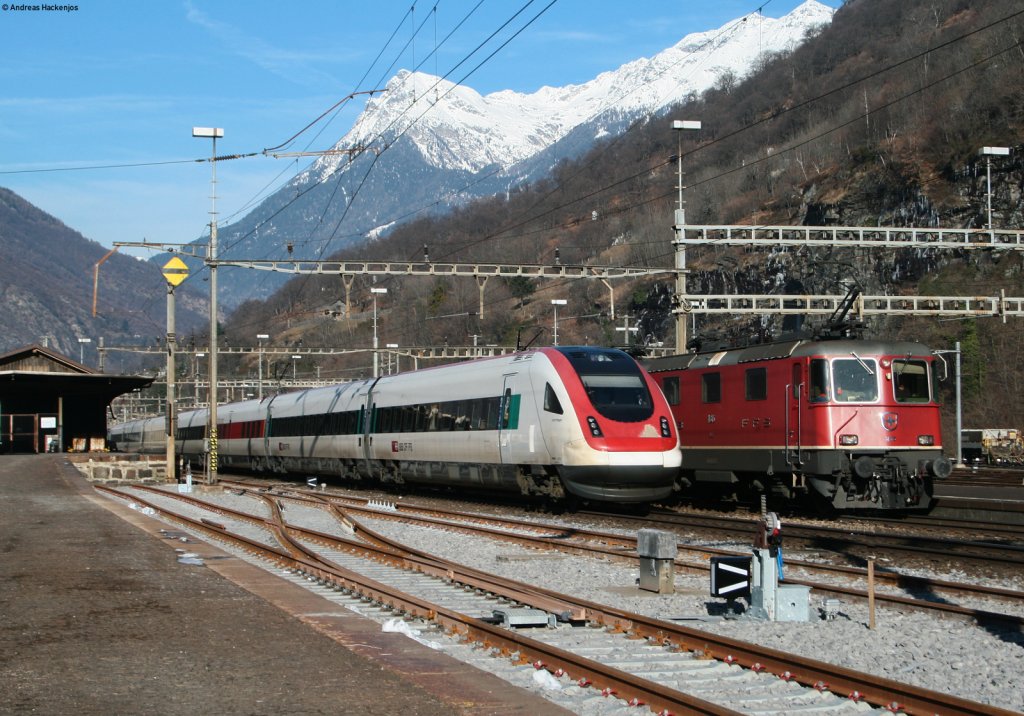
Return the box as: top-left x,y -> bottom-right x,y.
0,454 -> 570,715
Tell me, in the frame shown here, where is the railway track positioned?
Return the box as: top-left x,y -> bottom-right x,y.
201,477 -> 1024,625
639,508 -> 1024,569
97,482 -> 1019,715
269,486 -> 1024,628
210,477 -> 1024,619
943,467 -> 1024,488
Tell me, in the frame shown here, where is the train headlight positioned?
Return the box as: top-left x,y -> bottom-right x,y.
660,416 -> 671,438
917,435 -> 935,446
586,416 -> 603,437
839,434 -> 859,446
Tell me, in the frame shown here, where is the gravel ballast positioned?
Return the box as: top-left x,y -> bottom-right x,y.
128,487 -> 1024,714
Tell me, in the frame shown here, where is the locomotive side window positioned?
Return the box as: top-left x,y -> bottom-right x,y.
809,360 -> 829,402
543,383 -> 564,415
832,358 -> 878,402
661,376 -> 680,406
745,368 -> 767,401
701,372 -> 721,403
892,359 -> 931,403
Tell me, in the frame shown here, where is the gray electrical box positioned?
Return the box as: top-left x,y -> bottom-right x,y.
637,529 -> 677,593
774,584 -> 811,622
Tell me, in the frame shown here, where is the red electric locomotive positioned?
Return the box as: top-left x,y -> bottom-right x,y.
645,335 -> 952,511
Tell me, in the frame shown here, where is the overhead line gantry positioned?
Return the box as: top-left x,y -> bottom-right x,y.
670,223 -> 1024,334
676,224 -> 1024,250
207,258 -> 675,320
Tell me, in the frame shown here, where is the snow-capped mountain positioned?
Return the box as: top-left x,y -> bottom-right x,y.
316,0 -> 832,178
202,1 -> 834,309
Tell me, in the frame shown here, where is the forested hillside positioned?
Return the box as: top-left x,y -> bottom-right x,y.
221,0 -> 1023,432
0,188 -> 208,370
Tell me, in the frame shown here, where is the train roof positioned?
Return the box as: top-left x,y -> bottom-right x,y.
644,337 -> 933,372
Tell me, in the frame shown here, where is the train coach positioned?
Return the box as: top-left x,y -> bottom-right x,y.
644,337 -> 952,511
111,346 -> 681,505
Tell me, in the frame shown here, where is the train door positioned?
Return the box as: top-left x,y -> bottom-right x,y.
254,397 -> 274,468
357,379 -> 380,477
498,373 -> 521,466
262,395 -> 277,470
787,362 -> 804,467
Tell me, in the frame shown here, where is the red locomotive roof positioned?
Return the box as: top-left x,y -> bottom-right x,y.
645,338 -> 933,372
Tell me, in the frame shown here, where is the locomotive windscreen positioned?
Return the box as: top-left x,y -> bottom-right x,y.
892,359 -> 931,403
832,358 -> 879,402
558,348 -> 655,422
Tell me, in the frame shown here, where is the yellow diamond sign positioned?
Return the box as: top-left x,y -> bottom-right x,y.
162,256 -> 189,287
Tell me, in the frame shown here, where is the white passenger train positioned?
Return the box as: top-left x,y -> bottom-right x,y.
110,346 -> 681,504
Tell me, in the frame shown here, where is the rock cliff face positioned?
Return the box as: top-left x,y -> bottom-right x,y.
629,149 -> 1024,351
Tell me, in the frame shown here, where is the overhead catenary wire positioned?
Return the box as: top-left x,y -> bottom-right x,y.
208,0 -> 530,267
226,5 -> 1024,340
437,8 -> 1024,259
230,0 -> 558,306
47,4 -> 1024,349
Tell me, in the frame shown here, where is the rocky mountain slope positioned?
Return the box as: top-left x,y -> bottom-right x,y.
175,1 -> 834,308
0,188 -> 207,370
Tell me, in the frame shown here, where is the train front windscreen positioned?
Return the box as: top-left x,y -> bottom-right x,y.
811,355 -> 935,404
558,348 -> 654,423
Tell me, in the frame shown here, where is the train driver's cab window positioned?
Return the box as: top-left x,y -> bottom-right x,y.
892,359 -> 931,403
562,348 -> 654,422
543,383 -> 564,415
809,359 -> 829,402
661,376 -> 680,406
701,372 -> 721,403
832,358 -> 878,402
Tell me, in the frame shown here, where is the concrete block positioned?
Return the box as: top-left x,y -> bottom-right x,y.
637,529 -> 677,559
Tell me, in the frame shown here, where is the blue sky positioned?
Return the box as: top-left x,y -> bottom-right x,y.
0,0 -> 836,256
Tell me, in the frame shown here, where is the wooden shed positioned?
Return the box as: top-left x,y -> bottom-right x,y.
0,344 -> 153,453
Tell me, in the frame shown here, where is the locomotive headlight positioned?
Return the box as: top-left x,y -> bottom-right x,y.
839,434 -> 859,446
660,416 -> 671,438
918,435 -> 935,446
586,416 -> 603,437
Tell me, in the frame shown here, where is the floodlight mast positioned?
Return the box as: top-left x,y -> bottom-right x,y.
371,287 -> 388,377
671,120 -> 701,353
980,146 -> 1010,232
193,126 -> 223,483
